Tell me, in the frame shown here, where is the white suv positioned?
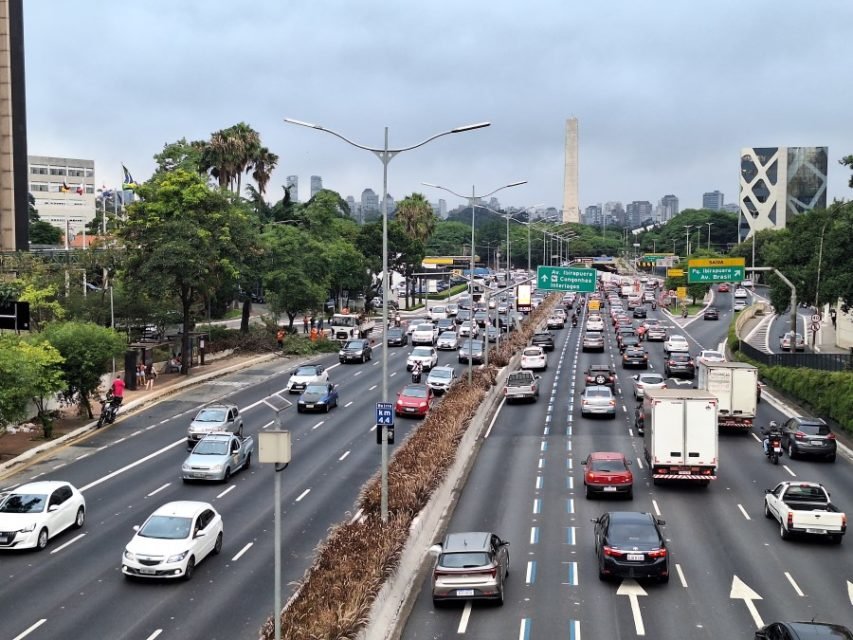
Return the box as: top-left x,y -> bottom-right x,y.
428,306 -> 448,322
411,323 -> 438,346
586,315 -> 605,332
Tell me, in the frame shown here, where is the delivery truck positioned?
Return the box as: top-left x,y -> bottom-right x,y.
696,361 -> 758,431
643,389 -> 719,485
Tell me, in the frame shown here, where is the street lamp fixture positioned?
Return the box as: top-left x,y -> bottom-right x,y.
284,117 -> 490,526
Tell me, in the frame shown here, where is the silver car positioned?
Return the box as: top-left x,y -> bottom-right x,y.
436,331 -> 459,350
431,531 -> 510,606
427,366 -> 457,395
632,372 -> 667,400
186,403 -> 243,448
580,385 -> 617,419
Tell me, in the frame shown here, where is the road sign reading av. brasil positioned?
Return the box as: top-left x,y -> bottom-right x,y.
687,258 -> 745,284
376,402 -> 394,426
536,266 -> 597,293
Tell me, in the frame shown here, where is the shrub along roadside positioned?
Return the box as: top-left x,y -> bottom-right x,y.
262,296 -> 560,639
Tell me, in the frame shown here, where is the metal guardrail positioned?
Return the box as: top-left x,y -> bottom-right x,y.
739,340 -> 852,372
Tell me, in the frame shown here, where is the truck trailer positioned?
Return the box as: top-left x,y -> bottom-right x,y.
696,361 -> 758,430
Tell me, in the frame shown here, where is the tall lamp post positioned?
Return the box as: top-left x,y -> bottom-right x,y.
683,224 -> 693,257
706,222 -> 713,251
284,118 -> 490,525
422,180 -> 527,384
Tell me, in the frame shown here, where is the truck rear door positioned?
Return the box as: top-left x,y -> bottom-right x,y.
651,399 -> 685,465
684,398 -> 718,466
730,369 -> 757,417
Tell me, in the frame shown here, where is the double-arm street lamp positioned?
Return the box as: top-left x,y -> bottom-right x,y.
422,180 -> 527,384
283,118 -> 490,525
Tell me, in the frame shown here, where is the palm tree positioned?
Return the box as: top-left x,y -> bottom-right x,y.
396,193 -> 436,241
200,123 -> 261,194
228,122 -> 261,195
250,146 -> 279,195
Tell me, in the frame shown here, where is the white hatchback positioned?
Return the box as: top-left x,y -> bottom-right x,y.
520,346 -> 547,370
407,347 -> 438,371
664,335 -> 690,354
0,481 -> 86,550
699,350 -> 726,363
586,316 -> 605,332
122,501 -> 223,580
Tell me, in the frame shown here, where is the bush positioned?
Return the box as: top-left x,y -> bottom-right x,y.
757,366 -> 853,433
201,324 -> 340,356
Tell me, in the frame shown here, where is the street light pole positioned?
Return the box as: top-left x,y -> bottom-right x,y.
706,222 -> 713,251
284,118 -> 490,525
684,225 -> 693,257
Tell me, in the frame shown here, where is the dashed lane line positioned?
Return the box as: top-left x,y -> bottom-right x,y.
50,533 -> 86,555
295,489 -> 311,502
216,485 -> 236,499
145,631 -> 163,640
676,563 -> 688,588
12,619 -> 47,640
785,571 -> 805,596
231,542 -> 253,562
146,483 -> 171,498
339,450 -> 351,461
457,600 -> 473,634
737,503 -> 751,520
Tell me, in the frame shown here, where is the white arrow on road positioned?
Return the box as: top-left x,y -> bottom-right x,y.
730,575 -> 764,628
848,580 -> 853,606
617,579 -> 647,635
670,379 -> 693,386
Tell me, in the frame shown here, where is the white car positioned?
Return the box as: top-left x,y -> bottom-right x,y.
427,306 -> 448,322
122,501 -> 223,580
445,303 -> 459,317
741,279 -> 754,287
405,317 -> 430,335
586,316 -> 605,332
407,346 -> 438,371
286,364 -> 329,393
0,481 -> 86,550
520,346 -> 547,370
664,335 -> 690,354
436,331 -> 459,350
733,300 -> 747,312
699,349 -> 726,363
734,288 -> 748,300
632,372 -> 667,400
458,321 -> 480,338
411,323 -> 438,346
427,366 -> 457,395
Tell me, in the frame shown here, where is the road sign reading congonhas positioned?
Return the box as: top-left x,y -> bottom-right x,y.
687,258 -> 745,284
536,266 -> 597,293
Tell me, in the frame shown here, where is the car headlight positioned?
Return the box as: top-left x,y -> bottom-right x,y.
338,350 -> 345,356
181,464 -> 191,471
19,523 -> 36,533
124,549 -> 136,561
419,402 -> 428,408
167,551 -> 189,563
210,464 -> 223,472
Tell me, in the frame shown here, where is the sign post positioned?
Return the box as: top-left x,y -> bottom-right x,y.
376,402 -> 395,445
687,258 -> 746,284
536,266 -> 597,293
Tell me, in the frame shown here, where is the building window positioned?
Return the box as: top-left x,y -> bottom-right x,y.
68,168 -> 85,177
50,167 -> 67,176
86,186 -> 95,194
30,182 -> 49,192
31,166 -> 48,175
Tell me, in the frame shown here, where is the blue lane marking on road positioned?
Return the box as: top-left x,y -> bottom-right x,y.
566,526 -> 576,545
569,619 -> 581,640
531,526 -> 539,544
519,618 -> 532,640
541,441 -> 548,452
567,498 -> 575,514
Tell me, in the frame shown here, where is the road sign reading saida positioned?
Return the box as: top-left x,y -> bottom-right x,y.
536,266 -> 597,292
687,258 -> 745,284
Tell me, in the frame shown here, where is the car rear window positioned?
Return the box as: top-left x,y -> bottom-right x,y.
523,348 -> 542,356
670,353 -> 691,362
440,552 -> 491,568
403,386 -> 427,398
640,375 -> 665,384
608,523 -> 660,545
585,332 -> 602,339
784,485 -> 827,500
799,422 -> 830,435
586,388 -> 612,398
590,459 -> 627,472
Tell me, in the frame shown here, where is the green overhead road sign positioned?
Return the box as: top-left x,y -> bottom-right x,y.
687,258 -> 745,284
537,266 -> 597,292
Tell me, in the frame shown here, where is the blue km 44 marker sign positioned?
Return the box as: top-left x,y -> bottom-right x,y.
376,402 -> 394,426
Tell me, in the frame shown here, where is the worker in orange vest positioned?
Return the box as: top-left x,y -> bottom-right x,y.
310,327 -> 319,342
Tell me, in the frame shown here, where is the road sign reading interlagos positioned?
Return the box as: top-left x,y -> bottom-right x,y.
537,266 -> 597,292
687,258 -> 745,284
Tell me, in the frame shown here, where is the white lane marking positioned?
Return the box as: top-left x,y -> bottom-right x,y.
130,429 -> 142,437
533,498 -> 541,514
390,371 -> 397,377
159,419 -> 169,424
518,618 -> 531,640
295,489 -> 311,502
75,453 -> 91,461
737,504 -> 751,520
311,421 -> 325,430
261,420 -> 275,430
485,398 -> 506,439
535,476 -> 543,490
339,450 -> 351,461
353,371 -> 363,376
636,457 -> 644,469
785,571 -> 804,596
651,499 -> 661,516
750,432 -> 761,443
369,384 -> 378,391
370,424 -> 377,432
345,401 -> 354,407
52,464 -> 65,471
350,508 -> 364,525
326,363 -> 341,371
146,483 -> 171,498
676,563 -> 688,588
217,485 -> 236,499
231,542 -> 253,561
80,438 -> 185,493
50,533 -> 86,555
114,437 -> 126,444
530,527 -> 539,544
13,619 -> 48,640
457,600 -> 472,633
782,465 -> 796,477
144,631 -> 163,640
525,560 -> 535,584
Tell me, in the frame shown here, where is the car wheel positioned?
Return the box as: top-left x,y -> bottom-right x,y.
324,404 -> 329,413
764,502 -> 774,519
495,582 -> 505,607
213,532 -> 223,555
780,522 -> 790,540
297,406 -> 303,414
830,535 -> 843,545
244,452 -> 252,469
598,556 -> 608,582
787,443 -> 796,459
74,506 -> 85,529
223,467 -> 231,483
432,598 -> 444,608
183,556 -> 196,581
36,527 -> 49,551
626,488 -> 633,500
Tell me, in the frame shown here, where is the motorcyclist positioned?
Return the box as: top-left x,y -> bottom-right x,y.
651,300 -> 657,310
682,307 -> 688,318
571,312 -> 578,327
762,421 -> 782,455
411,360 -> 423,383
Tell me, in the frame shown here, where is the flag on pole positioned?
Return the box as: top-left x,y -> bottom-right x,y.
121,164 -> 139,190
59,181 -> 70,193
76,183 -> 84,195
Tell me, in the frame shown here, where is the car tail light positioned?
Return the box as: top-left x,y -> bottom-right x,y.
842,514 -> 848,528
826,433 -> 836,440
794,431 -> 806,440
603,546 -> 624,558
647,548 -> 667,559
787,512 -> 793,528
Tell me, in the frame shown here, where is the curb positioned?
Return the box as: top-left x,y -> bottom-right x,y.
0,352 -> 282,477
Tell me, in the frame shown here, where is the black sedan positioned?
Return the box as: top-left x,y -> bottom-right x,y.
622,346 -> 649,369
664,352 -> 695,378
338,339 -> 373,363
594,511 -> 669,583
632,306 -> 647,319
755,622 -> 853,639
531,331 -> 555,352
703,307 -> 720,320
385,327 -> 408,347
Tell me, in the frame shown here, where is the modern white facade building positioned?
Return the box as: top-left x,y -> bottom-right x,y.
28,155 -> 96,239
310,175 -> 323,198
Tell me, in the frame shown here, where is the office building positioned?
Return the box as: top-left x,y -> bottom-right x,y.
584,204 -> 602,225
361,188 -> 379,220
28,156 -> 96,240
438,198 -> 447,218
0,0 -> 28,251
722,202 -> 739,213
626,201 -> 653,228
562,117 -> 580,223
310,175 -> 322,198
604,201 -> 624,227
660,194 -> 679,222
739,146 -> 828,241
703,190 -> 725,211
382,193 -> 396,216
286,175 -> 299,202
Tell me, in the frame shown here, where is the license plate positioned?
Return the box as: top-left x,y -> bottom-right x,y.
192,473 -> 206,478
805,528 -> 827,534
456,589 -> 475,597
306,404 -> 314,409
406,408 -> 415,413
603,487 -> 618,492
626,554 -> 644,562
0,536 -> 9,544
138,568 -> 157,575
678,470 -> 691,475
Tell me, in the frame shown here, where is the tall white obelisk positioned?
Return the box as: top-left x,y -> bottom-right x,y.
562,117 -> 579,223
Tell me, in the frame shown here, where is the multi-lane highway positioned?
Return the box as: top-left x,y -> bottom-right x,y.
402,295 -> 853,639
0,329 -> 471,640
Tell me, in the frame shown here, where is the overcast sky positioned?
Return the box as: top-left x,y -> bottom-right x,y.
24,0 -> 853,212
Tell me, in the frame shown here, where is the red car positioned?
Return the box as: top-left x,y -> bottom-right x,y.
717,283 -> 730,293
395,383 -> 434,417
583,452 -> 634,499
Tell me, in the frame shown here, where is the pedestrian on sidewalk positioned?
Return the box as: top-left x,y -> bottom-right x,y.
145,362 -> 157,390
136,362 -> 146,388
303,315 -> 309,334
317,316 -> 324,335
310,315 -> 316,331
276,327 -> 285,350
830,308 -> 837,329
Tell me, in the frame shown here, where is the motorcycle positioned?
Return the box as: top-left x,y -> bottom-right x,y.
682,308 -> 688,318
411,368 -> 422,384
571,316 -> 578,328
97,396 -> 119,428
651,302 -> 657,311
765,434 -> 783,464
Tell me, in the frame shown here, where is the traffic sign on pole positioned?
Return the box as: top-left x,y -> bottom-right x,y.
811,314 -> 821,323
536,266 -> 597,293
687,258 -> 745,284
376,402 -> 394,426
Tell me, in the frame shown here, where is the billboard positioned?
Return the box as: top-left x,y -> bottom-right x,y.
516,284 -> 531,311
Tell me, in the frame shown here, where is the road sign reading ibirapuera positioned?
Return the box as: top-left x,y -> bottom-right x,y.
536,266 -> 597,292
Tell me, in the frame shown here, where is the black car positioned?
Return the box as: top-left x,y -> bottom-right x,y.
455,309 -> 472,325
664,352 -> 695,378
781,416 -> 837,462
531,331 -> 555,352
622,346 -> 649,369
585,364 -> 616,388
755,622 -> 853,639
436,318 -> 455,333
632,306 -> 647,319
619,335 -> 641,352
339,339 -> 373,363
616,328 -> 636,349
385,327 -> 408,346
593,511 -> 669,582
703,307 -> 720,321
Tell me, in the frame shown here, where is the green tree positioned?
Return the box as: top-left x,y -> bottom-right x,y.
41,321 -> 125,418
18,283 -> 65,331
120,169 -> 258,371
29,194 -> 63,245
325,239 -> 371,309
841,155 -> 853,189
0,336 -> 63,431
396,193 -> 437,241
153,137 -> 207,176
249,146 -> 279,196
425,221 -> 471,256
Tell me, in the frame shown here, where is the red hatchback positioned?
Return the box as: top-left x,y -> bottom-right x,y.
717,283 -> 730,293
395,384 -> 434,417
583,452 -> 634,499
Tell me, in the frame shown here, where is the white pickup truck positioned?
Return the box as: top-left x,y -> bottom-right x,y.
764,481 -> 846,543
504,370 -> 540,403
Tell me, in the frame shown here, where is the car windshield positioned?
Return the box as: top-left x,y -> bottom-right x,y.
430,369 -> 452,380
702,351 -> 723,359
304,384 -> 328,394
344,341 -> 365,349
799,422 -> 830,435
0,493 -> 46,513
440,552 -> 491,568
193,440 -> 229,455
139,515 -> 193,540
402,386 -> 427,398
387,328 -> 402,336
415,324 -> 433,332
608,523 -> 660,546
194,408 -> 226,422
585,388 -> 612,398
432,307 -> 445,313
412,348 -> 433,357
669,336 -> 687,342
590,459 -> 627,472
295,366 -> 318,376
523,348 -> 542,356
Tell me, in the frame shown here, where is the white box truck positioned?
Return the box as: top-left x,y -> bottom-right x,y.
697,361 -> 758,431
643,389 -> 719,485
